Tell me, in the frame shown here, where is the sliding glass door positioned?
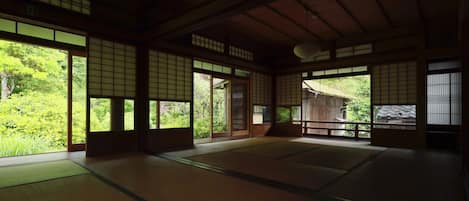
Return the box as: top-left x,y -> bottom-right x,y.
231,79 -> 249,135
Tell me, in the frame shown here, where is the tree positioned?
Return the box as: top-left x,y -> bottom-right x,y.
0,40 -> 66,99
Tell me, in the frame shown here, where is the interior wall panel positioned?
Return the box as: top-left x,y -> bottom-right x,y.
276,73 -> 302,106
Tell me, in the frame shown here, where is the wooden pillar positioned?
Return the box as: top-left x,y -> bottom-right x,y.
271,75 -> 277,128
111,98 -> 124,131
460,0 -> 469,167
416,32 -> 427,149
136,43 -> 149,152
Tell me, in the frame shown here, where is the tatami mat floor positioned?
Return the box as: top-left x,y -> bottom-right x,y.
0,136 -> 463,201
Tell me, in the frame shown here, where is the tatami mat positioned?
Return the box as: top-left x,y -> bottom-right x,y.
0,174 -> 134,201
283,146 -> 382,170
0,160 -> 89,188
322,149 -> 464,201
188,151 -> 345,190
82,154 -> 319,201
165,137 -> 286,158
233,141 -> 320,159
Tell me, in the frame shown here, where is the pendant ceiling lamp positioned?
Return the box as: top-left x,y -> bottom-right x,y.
293,42 -> 320,59
293,3 -> 320,59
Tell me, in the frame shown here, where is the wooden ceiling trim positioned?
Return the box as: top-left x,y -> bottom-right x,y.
245,13 -> 300,43
145,0 -> 276,40
376,0 -> 395,28
336,0 -> 367,33
264,4 -> 323,41
295,0 -> 344,38
146,0 -> 214,27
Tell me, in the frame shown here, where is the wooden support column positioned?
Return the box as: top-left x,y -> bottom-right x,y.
111,98 -> 124,132
136,43 -> 149,152
460,0 -> 469,167
416,32 -> 427,148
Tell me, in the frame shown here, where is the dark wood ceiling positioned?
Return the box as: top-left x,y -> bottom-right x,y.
177,0 -> 459,53
103,0 -> 459,62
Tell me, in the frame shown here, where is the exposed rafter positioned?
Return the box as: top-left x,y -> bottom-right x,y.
144,0 -> 276,41
244,13 -> 299,43
376,0 -> 395,28
145,0 -> 214,28
416,0 -> 427,24
336,0 -> 367,33
264,4 -> 323,41
294,0 -> 344,38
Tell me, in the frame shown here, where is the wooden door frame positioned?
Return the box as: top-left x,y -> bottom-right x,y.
68,50 -> 87,152
211,75 -> 232,137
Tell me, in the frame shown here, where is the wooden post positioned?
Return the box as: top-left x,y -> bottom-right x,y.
354,124 -> 359,140
303,121 -> 307,135
460,0 -> 469,167
135,43 -> 149,152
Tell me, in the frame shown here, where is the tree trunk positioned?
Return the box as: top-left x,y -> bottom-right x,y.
1,71 -> 10,99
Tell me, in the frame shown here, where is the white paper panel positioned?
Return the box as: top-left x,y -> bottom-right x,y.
276,74 -> 302,106
149,50 -> 192,101
251,72 -> 272,105
372,61 -> 417,105
88,37 -> 136,97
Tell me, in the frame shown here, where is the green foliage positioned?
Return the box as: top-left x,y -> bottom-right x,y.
124,100 -> 134,131
149,101 -> 157,129
192,73 -> 230,139
0,92 -> 68,155
0,40 -> 67,96
89,98 -> 111,132
193,73 -> 211,139
276,107 -> 291,123
0,135 -> 50,157
0,40 -> 92,157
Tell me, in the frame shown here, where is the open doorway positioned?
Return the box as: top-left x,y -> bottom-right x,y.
302,73 -> 371,138
193,72 -> 249,144
0,39 -> 86,157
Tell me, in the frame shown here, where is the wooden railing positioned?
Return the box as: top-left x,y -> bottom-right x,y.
294,120 -> 416,139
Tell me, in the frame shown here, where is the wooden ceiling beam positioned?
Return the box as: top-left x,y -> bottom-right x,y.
144,0 -> 275,41
275,47 -> 418,73
336,0 -> 367,33
295,0 -> 344,38
264,5 -> 323,41
416,0 -> 427,24
244,13 -> 299,44
376,0 -> 395,28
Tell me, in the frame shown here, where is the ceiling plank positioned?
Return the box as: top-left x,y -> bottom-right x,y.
416,0 -> 427,23
264,4 -> 323,41
376,0 -> 395,28
294,0 -> 344,38
144,0 -> 275,40
244,13 -> 299,43
336,0 -> 367,33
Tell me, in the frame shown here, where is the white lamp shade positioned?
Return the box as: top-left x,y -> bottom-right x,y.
293,42 -> 321,59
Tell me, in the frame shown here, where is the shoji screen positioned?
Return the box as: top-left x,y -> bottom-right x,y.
251,72 -> 272,105
276,74 -> 302,106
372,62 -> 417,104
149,50 -> 192,101
88,37 -> 136,97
